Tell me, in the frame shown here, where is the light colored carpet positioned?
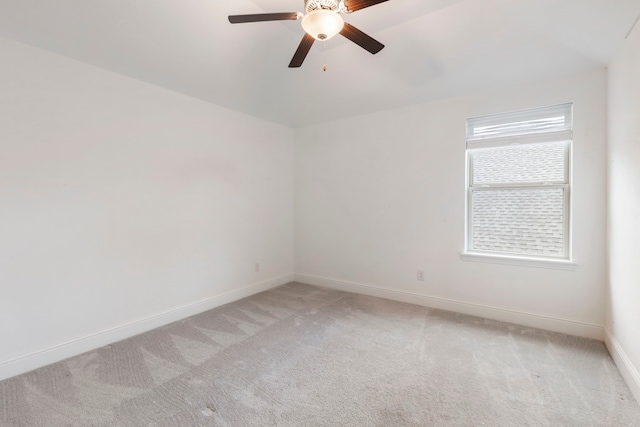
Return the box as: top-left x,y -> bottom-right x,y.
1,282 -> 639,426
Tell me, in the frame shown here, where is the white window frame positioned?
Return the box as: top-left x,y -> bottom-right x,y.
462,103 -> 576,270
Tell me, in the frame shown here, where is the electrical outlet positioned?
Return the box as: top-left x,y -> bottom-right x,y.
255,262 -> 260,272
417,269 -> 425,281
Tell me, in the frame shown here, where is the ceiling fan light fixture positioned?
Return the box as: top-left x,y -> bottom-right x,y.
301,10 -> 344,41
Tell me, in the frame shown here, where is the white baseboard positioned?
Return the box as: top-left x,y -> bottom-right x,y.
0,274 -> 294,382
294,273 -> 604,340
605,328 -> 640,403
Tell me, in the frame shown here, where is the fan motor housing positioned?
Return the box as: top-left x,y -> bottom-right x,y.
305,0 -> 341,13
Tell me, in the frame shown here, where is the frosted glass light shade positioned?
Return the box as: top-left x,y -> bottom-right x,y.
301,10 -> 344,41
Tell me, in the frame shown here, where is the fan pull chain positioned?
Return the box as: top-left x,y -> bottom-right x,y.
322,40 -> 327,72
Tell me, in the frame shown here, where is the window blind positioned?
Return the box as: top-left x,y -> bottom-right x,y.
467,103 -> 573,148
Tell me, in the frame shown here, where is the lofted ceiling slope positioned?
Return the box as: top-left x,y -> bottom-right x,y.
0,0 -> 639,127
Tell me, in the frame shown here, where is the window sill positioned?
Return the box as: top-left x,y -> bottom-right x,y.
460,252 -> 577,270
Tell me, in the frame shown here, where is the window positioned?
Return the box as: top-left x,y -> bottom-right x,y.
464,103 -> 573,263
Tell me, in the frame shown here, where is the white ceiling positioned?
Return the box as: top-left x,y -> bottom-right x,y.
0,0 -> 639,127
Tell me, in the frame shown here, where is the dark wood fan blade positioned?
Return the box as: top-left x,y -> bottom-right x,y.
340,23 -> 384,54
228,13 -> 299,24
289,33 -> 315,68
344,0 -> 389,12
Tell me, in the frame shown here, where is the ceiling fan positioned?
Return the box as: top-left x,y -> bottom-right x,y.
228,0 -> 388,68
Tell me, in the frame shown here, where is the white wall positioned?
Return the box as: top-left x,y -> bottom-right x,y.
0,31 -> 619,385
295,69 -> 607,339
606,24 -> 640,401
0,37 -> 294,380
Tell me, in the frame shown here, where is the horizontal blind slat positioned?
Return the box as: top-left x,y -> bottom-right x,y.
467,129 -> 572,148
